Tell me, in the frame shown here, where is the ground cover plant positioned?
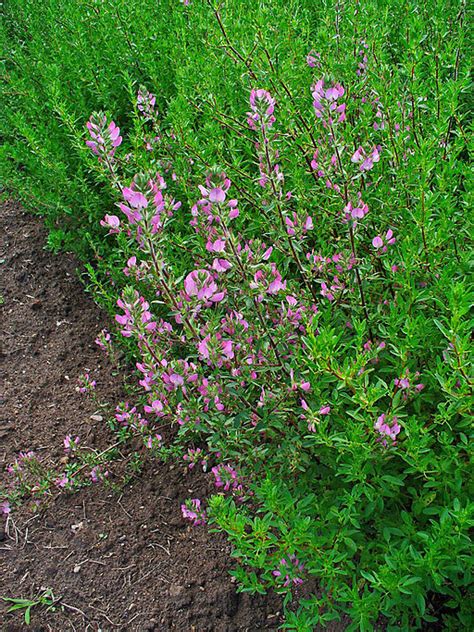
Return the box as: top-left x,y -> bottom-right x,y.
2,0 -> 473,629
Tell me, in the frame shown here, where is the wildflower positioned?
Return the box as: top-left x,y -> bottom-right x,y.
86,112 -> 122,159
312,78 -> 346,126
55,474 -> 69,488
90,466 -> 108,483
145,434 -> 162,449
212,258 -> 232,272
181,498 -> 207,526
344,196 -> 369,222
183,269 -> 225,304
183,448 -> 207,471
116,291 -> 157,338
95,328 -> 111,350
143,399 -> 165,416
0,501 -> 11,515
211,463 -> 240,492
247,89 -> 276,131
352,145 -> 381,172
372,229 -> 396,253
272,555 -> 305,587
262,246 -> 273,260
306,50 -> 321,68
374,414 -> 401,446
77,373 -> 96,394
137,86 -> 156,121
64,435 -> 80,453
100,214 -> 120,233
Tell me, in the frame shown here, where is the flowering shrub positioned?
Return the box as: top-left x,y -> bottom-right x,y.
3,0 -> 472,629
82,45 -> 473,624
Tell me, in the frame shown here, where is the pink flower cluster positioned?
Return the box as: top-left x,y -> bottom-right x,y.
64,435 -> 80,453
301,399 -> 331,432
272,555 -> 305,587
86,113 -> 122,159
372,229 -> 396,253
343,195 -> 370,223
351,145 -> 381,172
356,40 -> 369,76
117,173 -> 180,242
394,369 -> 425,399
77,372 -> 96,394
137,85 -> 156,121
312,78 -> 346,126
116,291 -> 157,339
181,498 -> 206,526
374,414 -> 401,447
250,263 -> 287,297
115,401 -> 148,429
95,328 -> 111,350
183,269 -> 226,304
183,448 -> 207,471
247,89 -> 276,131
306,50 -> 321,68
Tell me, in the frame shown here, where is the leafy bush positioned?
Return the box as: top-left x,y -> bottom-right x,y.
2,0 -> 472,629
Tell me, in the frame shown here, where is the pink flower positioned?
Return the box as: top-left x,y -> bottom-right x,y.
319,405 -> 331,415
137,86 -> 156,120
122,187 -> 148,209
306,50 -> 321,68
248,89 -> 276,130
262,246 -> 273,260
351,146 -> 365,163
312,79 -> 346,125
212,258 -> 232,272
198,335 -> 211,360
55,474 -> 69,488
86,113 -> 122,159
181,498 -> 206,526
183,269 -> 224,303
206,238 -> 226,253
100,214 -> 120,233
272,555 -> 304,587
372,235 -> 384,249
209,187 -> 226,203
374,414 -> 401,446
144,399 -> 164,415
361,147 -> 380,171
64,435 -> 80,453
372,229 -> 396,253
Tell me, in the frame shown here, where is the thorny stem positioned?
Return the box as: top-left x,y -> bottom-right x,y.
114,7 -> 143,76
451,340 -> 473,393
329,123 -> 373,338
147,240 -> 199,339
409,66 -> 421,149
420,190 -> 431,271
219,215 -> 289,373
210,3 -> 258,81
260,131 -> 319,303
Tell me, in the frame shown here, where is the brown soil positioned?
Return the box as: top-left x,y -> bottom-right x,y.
0,201 -> 283,631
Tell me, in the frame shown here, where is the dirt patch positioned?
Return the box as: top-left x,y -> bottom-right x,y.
0,200 -> 282,631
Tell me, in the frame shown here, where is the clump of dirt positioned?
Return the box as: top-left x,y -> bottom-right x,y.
0,201 -> 282,631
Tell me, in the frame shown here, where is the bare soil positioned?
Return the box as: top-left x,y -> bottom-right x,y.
0,200 -> 282,631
